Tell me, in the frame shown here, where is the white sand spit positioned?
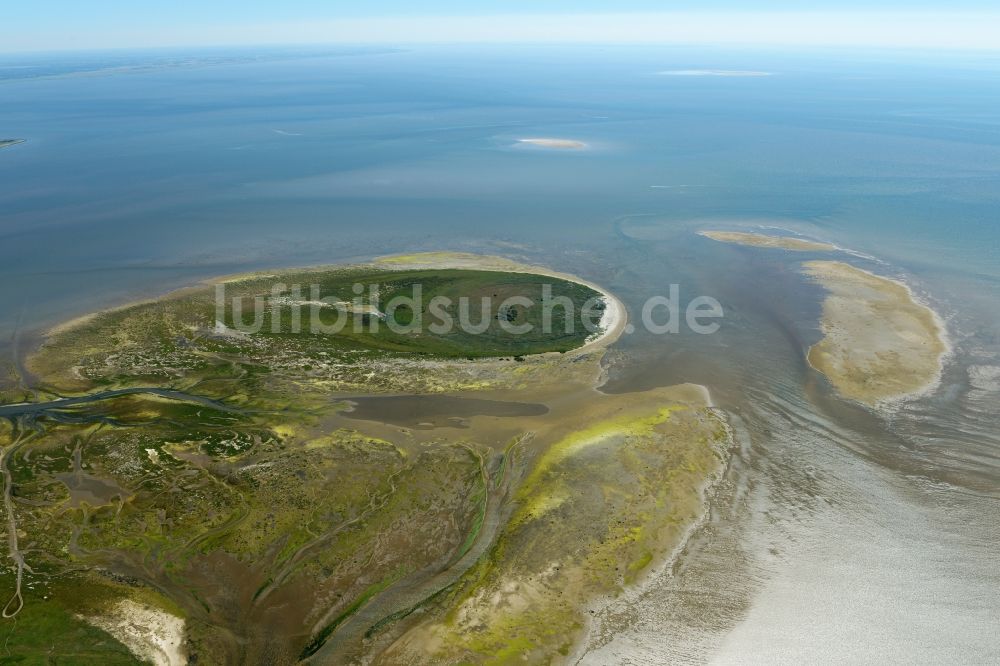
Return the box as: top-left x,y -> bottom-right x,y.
82,600 -> 186,666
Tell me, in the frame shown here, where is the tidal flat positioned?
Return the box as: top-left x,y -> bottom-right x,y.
803,260 -> 949,406
697,230 -> 948,407
1,253 -> 730,664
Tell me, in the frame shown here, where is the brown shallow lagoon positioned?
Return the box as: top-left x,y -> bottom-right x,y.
342,395 -> 550,429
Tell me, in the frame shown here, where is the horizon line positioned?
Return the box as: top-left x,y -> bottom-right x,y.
4,11 -> 1000,54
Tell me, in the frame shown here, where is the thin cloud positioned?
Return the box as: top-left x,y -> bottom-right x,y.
657,70 -> 774,77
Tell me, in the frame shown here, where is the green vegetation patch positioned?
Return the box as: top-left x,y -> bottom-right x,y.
0,575 -> 157,665
222,268 -> 605,357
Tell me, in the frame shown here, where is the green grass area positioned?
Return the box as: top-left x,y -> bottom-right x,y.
221,268 -> 604,358
0,578 -> 145,665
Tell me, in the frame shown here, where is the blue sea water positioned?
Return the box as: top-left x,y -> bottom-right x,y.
1,44 -> 998,661
2,46 -> 998,338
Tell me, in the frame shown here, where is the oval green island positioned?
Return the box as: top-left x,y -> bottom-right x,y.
30,265 -> 607,392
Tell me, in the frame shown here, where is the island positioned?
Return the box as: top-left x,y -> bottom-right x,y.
1,253 -> 730,665
516,138 -> 588,150
803,260 -> 948,406
0,139 -> 25,150
700,230 -> 837,252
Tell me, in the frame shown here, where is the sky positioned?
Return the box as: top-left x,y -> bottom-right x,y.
4,1 -> 1000,52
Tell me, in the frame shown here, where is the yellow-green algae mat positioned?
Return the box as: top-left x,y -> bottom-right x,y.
379,394 -> 729,665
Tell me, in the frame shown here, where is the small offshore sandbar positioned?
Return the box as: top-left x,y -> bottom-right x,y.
517,137 -> 588,150
803,260 -> 948,406
700,230 -> 837,252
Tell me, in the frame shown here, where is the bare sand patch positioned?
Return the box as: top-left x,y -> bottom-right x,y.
82,600 -> 186,666
516,138 -> 588,150
700,230 -> 837,252
803,260 -> 948,406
